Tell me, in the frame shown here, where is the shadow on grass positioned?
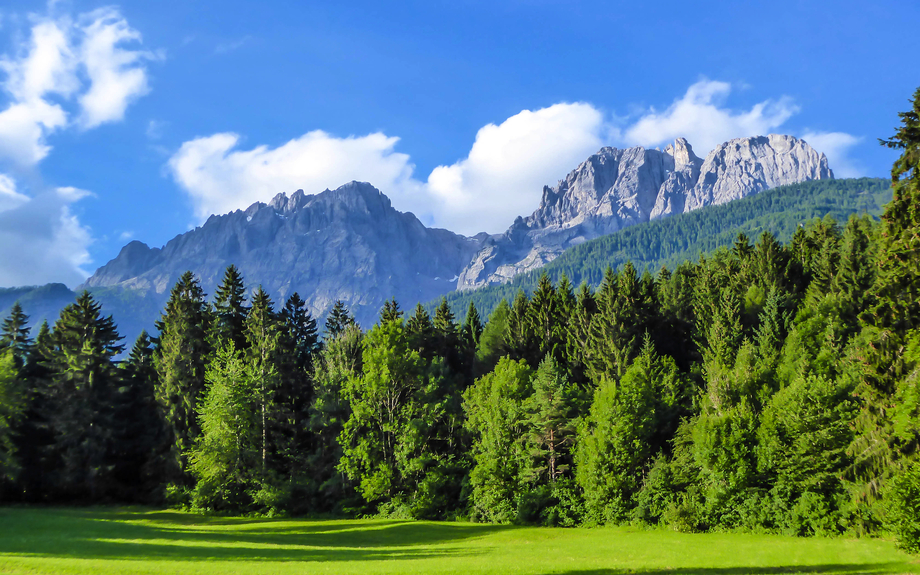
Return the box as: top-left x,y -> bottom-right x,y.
547,566 -> 909,575
0,507 -> 504,563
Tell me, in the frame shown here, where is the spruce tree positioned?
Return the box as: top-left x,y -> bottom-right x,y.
527,273 -> 562,364
154,272 -> 211,484
211,265 -> 249,350
461,301 -> 484,351
325,300 -> 355,340
874,86 -> 920,333
280,292 -> 319,373
48,291 -> 124,500
0,303 -> 31,368
379,298 -> 403,325
112,331 -> 162,501
406,303 -> 436,357
12,321 -> 55,501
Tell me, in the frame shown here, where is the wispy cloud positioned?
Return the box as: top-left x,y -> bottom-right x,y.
214,35 -> 251,55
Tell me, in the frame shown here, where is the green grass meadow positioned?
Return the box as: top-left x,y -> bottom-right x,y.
0,508 -> 917,575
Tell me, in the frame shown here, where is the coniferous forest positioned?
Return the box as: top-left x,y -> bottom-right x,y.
1,89 -> 920,555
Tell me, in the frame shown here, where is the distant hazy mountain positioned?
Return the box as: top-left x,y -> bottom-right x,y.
4,133 -> 838,335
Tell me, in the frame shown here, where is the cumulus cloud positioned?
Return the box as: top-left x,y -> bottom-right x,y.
801,131 -> 864,178
77,8 -> 159,129
623,80 -> 800,154
425,103 -> 605,233
0,7 -> 154,287
169,131 -> 417,220
0,175 -> 93,287
168,80 -> 863,237
0,7 -> 157,166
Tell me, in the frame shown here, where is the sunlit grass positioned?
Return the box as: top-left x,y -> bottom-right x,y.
0,507 -> 917,574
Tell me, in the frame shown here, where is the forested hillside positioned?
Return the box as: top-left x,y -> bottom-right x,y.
0,92 -> 919,555
437,177 -> 891,317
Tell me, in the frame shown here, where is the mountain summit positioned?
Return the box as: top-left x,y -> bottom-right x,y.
83,181 -> 483,325
83,134 -> 831,325
457,134 -> 832,288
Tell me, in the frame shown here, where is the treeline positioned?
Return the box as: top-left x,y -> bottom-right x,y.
0,92 -> 919,553
437,177 -> 892,319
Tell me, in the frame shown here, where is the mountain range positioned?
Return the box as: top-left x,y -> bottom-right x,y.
4,134 -> 841,333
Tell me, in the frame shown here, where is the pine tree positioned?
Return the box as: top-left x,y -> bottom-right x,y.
325,300 -> 355,340
407,303 -> 436,357
527,273 -> 562,364
12,321 -> 55,501
461,301 -> 484,351
280,292 -> 319,373
875,86 -> 920,333
211,265 -> 249,350
475,299 -> 510,374
506,290 -> 536,364
524,355 -> 578,485
48,291 -> 124,500
0,303 -> 31,368
379,298 -> 403,325
112,331 -> 163,501
154,272 -> 211,484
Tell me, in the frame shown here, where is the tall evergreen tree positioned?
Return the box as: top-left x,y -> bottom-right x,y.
154,271 -> 212,484
211,265 -> 249,350
48,291 -> 124,500
461,301 -> 484,351
112,331 -> 163,501
325,300 -> 356,340
379,298 -> 403,325
0,303 -> 31,368
874,86 -> 920,333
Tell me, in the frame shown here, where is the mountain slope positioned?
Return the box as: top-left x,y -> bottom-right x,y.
82,181 -> 484,327
458,134 -> 832,288
434,177 -> 891,318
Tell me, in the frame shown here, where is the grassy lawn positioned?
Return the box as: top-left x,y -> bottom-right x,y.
0,507 -> 917,575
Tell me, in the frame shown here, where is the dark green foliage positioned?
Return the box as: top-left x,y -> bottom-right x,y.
436,178 -> 892,319
154,272 -> 212,485
46,291 -> 124,500
211,265 -> 249,350
0,302 -> 31,368
325,300 -> 356,340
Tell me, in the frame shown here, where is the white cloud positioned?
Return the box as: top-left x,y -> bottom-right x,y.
168,81 -> 863,238
0,7 -> 157,166
168,103 -> 606,234
214,35 -> 251,55
169,130 -> 417,220
623,80 -> 800,154
0,7 -> 154,287
425,103 -> 605,233
77,8 -> 159,129
0,176 -> 92,287
801,131 -> 864,178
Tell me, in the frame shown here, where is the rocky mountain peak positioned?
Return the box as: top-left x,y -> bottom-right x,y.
457,134 -> 834,289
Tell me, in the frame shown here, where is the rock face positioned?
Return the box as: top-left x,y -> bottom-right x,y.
457,134 -> 832,288
82,181 -> 484,327
84,134 -> 832,326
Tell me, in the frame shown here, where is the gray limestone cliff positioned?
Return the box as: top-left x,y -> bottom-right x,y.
84,134 -> 833,327
82,181 -> 484,327
456,134 -> 833,289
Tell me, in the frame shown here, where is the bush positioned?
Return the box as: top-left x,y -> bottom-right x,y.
889,460 -> 920,553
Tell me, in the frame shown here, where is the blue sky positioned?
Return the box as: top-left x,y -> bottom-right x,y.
0,0 -> 917,288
